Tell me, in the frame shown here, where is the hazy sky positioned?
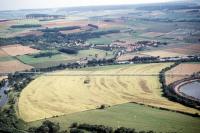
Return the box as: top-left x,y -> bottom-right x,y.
1,0 -> 175,11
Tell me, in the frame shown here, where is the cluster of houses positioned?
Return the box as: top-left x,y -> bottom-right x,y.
111,40 -> 167,52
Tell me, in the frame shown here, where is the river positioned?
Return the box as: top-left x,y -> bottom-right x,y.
0,81 -> 9,107
179,81 -> 200,100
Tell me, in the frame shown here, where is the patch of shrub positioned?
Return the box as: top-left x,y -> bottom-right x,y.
59,48 -> 78,54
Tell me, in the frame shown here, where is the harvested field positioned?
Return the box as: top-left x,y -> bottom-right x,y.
42,20 -> 88,28
18,63 -> 200,122
17,30 -> 43,37
60,29 -> 83,34
165,63 -> 200,85
141,32 -> 165,38
165,44 -> 200,55
0,60 -> 33,73
141,44 -> 200,57
0,48 -> 8,57
42,20 -> 122,29
141,50 -> 184,58
1,44 -> 40,56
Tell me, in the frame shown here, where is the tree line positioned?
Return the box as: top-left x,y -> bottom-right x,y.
10,24 -> 42,28
28,121 -> 177,133
33,51 -> 60,58
39,26 -> 81,32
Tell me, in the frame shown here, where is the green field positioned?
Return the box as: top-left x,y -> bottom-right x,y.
0,56 -> 15,62
28,103 -> 200,133
16,49 -> 114,67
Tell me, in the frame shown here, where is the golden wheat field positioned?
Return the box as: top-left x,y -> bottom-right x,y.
18,63 -> 200,122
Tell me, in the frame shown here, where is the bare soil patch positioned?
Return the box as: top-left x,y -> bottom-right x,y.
1,44 -> 40,56
0,60 -> 33,73
17,30 -> 43,37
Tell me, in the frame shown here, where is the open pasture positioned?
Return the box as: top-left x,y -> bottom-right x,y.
1,44 -> 40,56
18,63 -> 200,122
165,63 -> 200,85
17,49 -> 113,67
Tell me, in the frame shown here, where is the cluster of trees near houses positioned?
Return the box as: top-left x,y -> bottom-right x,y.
0,28 -> 120,50
159,63 -> 200,112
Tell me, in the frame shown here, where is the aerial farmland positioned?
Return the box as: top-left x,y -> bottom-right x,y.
0,0 -> 200,133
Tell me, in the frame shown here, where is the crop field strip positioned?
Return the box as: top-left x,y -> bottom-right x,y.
18,63 -> 200,122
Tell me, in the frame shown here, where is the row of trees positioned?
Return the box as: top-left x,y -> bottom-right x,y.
59,48 -> 79,54
10,24 -> 42,28
69,122 -> 175,133
130,56 -> 159,63
33,51 -> 59,58
28,120 -> 66,133
40,26 -> 81,32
